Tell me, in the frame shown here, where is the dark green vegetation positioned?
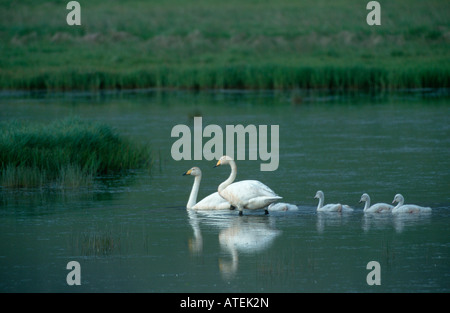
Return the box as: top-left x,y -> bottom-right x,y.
0,0 -> 449,90
0,118 -> 152,188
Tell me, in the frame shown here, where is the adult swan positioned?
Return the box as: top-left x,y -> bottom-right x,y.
183,167 -> 232,210
214,155 -> 282,215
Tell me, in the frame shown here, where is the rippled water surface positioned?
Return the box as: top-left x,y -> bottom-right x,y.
0,90 -> 449,292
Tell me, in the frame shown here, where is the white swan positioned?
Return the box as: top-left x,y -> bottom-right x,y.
359,193 -> 393,213
314,190 -> 353,212
214,155 -> 282,215
183,167 -> 232,210
392,194 -> 432,214
267,202 -> 299,212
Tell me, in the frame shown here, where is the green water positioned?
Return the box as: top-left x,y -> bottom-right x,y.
0,90 -> 449,292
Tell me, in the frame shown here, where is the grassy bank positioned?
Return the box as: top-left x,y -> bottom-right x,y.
0,0 -> 449,91
0,118 -> 152,188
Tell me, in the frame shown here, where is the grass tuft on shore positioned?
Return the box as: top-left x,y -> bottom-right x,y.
0,117 -> 152,189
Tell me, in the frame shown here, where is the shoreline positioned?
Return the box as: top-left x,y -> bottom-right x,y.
2,1 -> 448,92
1,64 -> 448,92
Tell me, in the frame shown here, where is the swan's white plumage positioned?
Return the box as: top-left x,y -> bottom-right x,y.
215,156 -> 281,215
220,180 -> 281,210
193,192 -> 231,210
184,167 -> 231,210
314,190 -> 353,212
268,202 -> 298,212
360,193 -> 393,213
392,193 -> 432,214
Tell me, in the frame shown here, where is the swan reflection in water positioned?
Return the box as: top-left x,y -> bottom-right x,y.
392,212 -> 432,233
187,209 -> 203,254
187,209 -> 236,255
218,216 -> 281,279
362,212 -> 393,232
316,210 -> 354,233
362,210 -> 432,233
186,210 -> 281,279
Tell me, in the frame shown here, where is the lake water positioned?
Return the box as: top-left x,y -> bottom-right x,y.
0,89 -> 449,293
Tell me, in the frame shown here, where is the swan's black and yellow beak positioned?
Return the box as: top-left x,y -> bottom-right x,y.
183,169 -> 192,176
213,160 -> 221,168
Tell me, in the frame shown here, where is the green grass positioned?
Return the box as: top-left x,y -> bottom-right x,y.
0,0 -> 449,90
0,117 -> 152,188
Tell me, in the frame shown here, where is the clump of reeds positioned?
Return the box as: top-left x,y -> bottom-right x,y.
0,117 -> 152,188
79,230 -> 119,256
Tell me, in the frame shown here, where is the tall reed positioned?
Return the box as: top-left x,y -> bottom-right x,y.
5,64 -> 447,91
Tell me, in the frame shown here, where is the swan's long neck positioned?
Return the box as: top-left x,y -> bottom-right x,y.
363,197 -> 370,211
317,195 -> 324,209
393,197 -> 404,210
187,175 -> 201,209
218,160 -> 237,194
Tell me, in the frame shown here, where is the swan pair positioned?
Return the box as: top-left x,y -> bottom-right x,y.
359,193 -> 432,213
314,190 -> 353,212
184,156 -> 296,215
